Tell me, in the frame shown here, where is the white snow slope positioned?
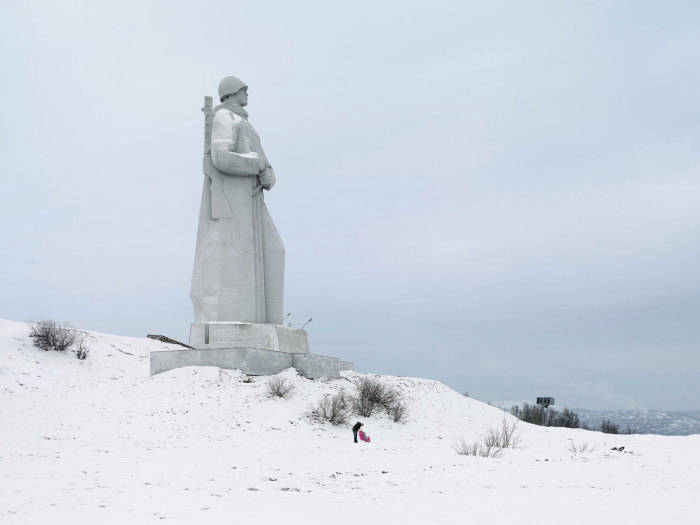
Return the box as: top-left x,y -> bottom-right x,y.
1,318 -> 698,524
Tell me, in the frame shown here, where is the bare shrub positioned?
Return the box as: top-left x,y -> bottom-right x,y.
75,338 -> 89,360
390,401 -> 408,423
312,389 -> 351,425
29,321 -> 76,352
454,437 -> 502,458
353,377 -> 400,417
266,376 -> 294,398
492,417 -> 520,448
454,438 -> 479,456
455,417 -> 520,458
568,441 -> 594,455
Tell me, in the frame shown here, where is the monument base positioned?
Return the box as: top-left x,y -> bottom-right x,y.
148,321 -> 351,378
149,347 -> 353,379
189,322 -> 309,354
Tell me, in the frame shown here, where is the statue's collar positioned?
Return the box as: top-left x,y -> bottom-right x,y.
218,101 -> 249,119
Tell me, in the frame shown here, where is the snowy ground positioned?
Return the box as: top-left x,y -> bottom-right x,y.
1,318 -> 698,524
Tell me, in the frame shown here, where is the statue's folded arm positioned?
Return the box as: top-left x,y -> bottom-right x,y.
210,112 -> 261,176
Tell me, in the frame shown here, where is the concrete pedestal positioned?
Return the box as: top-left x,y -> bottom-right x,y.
189,322 -> 309,354
149,347 -> 353,379
144,321 -> 354,379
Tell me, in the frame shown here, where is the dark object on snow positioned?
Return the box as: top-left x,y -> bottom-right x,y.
611,446 -> 625,452
352,422 -> 363,443
147,334 -> 194,349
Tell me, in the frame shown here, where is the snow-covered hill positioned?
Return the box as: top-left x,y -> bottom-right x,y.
1,318 -> 698,524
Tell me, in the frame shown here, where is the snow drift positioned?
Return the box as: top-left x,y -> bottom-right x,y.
1,318 -> 698,524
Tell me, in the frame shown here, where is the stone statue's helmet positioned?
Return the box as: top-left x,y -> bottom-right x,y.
218,76 -> 248,102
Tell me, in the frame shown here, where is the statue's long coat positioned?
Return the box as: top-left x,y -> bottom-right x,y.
190,104 -> 285,325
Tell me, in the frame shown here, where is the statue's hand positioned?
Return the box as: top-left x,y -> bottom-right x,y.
259,167 -> 276,190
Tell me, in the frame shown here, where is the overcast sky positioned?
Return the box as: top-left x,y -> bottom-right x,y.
2,0 -> 699,410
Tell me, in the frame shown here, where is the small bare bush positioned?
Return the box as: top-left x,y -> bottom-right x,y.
486,417 -> 520,449
267,376 -> 294,398
29,320 -> 76,352
454,437 -> 502,458
75,338 -> 89,360
353,377 -> 400,417
454,438 -> 479,456
390,401 -> 408,423
312,389 -> 351,425
568,441 -> 594,455
455,417 -> 520,458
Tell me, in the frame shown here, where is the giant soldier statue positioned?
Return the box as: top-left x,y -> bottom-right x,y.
189,76 -> 305,352
148,76 -> 353,376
